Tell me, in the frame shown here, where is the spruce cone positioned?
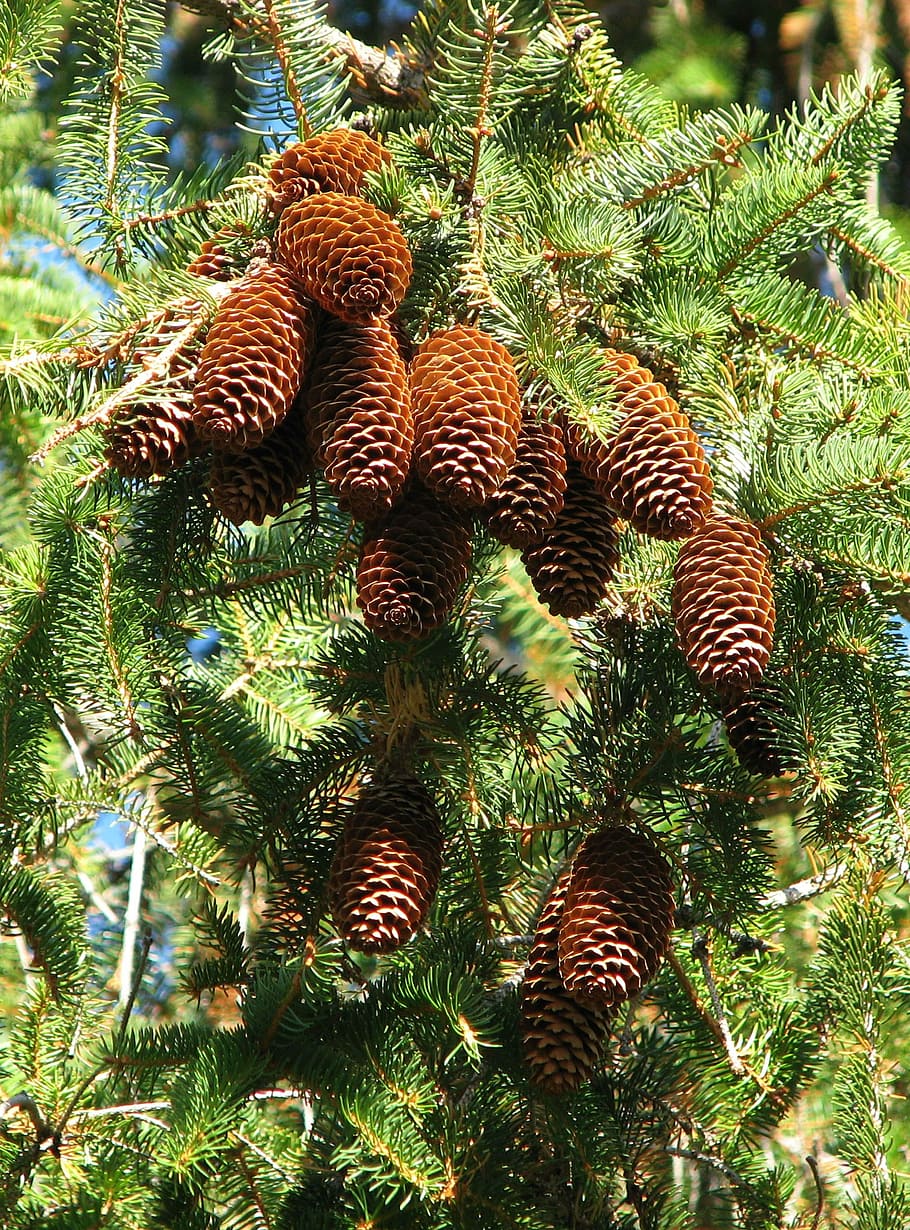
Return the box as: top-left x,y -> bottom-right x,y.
105,310 -> 204,477
306,317 -> 412,520
106,398 -> 201,478
192,264 -> 316,451
410,325 -> 522,509
484,412 -> 567,548
520,873 -> 613,1094
567,350 -> 713,540
274,194 -> 412,324
329,772 -> 443,954
186,227 -> 247,280
520,465 -> 620,618
207,397 -> 312,524
558,826 -> 675,1009
722,688 -> 785,777
356,486 -> 472,640
673,514 -> 775,695
266,129 -> 392,214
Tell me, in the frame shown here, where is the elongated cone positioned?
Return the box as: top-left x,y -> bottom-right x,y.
484,412 -> 567,548
520,873 -> 613,1094
192,264 -> 316,451
410,325 -> 522,509
567,350 -> 713,540
266,129 -> 392,214
105,308 -> 205,477
673,514 -> 775,695
520,465 -> 620,618
306,317 -> 412,520
207,395 -> 312,524
722,687 -> 785,777
356,485 -> 472,640
558,826 -> 674,1009
275,193 -> 412,324
329,772 -> 443,954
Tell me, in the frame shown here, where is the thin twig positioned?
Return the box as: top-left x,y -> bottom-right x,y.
665,1145 -> 746,1187
806,1154 -> 824,1230
263,0 -> 311,138
691,933 -> 744,1075
117,832 -> 149,1008
758,864 -> 846,910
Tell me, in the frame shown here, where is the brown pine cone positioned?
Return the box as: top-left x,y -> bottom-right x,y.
329,772 -> 443,954
105,308 -> 205,477
566,350 -> 713,540
484,411 -> 567,548
207,395 -> 312,524
186,226 -> 248,280
106,396 -> 202,478
722,687 -> 785,777
266,129 -> 392,214
520,465 -> 620,618
558,826 -> 675,1009
673,514 -> 775,695
274,194 -> 412,324
306,317 -> 412,520
356,485 -> 472,640
520,872 -> 613,1094
410,325 -> 522,509
192,264 -> 317,451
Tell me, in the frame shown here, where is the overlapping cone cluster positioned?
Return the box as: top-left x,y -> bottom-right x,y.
104,128 -> 413,527
329,770 -> 444,954
521,824 -> 675,1094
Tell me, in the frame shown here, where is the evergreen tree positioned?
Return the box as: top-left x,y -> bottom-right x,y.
2,0 -> 910,1227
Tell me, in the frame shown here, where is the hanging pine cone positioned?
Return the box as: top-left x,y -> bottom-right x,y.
207,396 -> 312,524
520,465 -> 620,618
105,306 -> 205,477
410,325 -> 522,509
673,514 -> 775,695
186,226 -> 248,280
266,129 -> 392,214
484,411 -> 567,548
329,772 -> 443,954
566,350 -> 713,540
558,826 -> 675,1009
192,264 -> 316,451
306,316 -> 412,520
722,687 -> 785,777
356,485 -> 472,640
274,194 -> 412,324
520,873 -> 613,1095
106,395 -> 202,478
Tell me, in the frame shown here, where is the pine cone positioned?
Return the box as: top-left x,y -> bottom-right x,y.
722,687 -> 785,777
105,308 -> 205,477
673,514 -> 775,695
356,485 -> 472,640
520,465 -> 620,618
306,317 -> 412,520
266,129 -> 392,214
567,350 -> 713,540
207,396 -> 312,524
186,227 -> 247,280
274,194 -> 412,324
410,325 -> 522,509
485,411 -> 567,548
558,826 -> 675,1009
329,772 -> 443,954
520,873 -> 613,1094
192,264 -> 317,451
106,395 -> 202,478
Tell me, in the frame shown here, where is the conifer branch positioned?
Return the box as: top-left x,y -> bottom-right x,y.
809,80 -> 889,166
262,0 -> 311,139
98,517 -> 142,741
104,0 -> 128,221
828,224 -> 910,281
756,470 -> 907,530
463,4 -> 502,199
620,130 -> 755,211
120,199 -> 217,231
717,172 -> 838,280
731,304 -> 877,377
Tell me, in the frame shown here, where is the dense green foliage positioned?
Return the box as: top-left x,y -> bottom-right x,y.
2,0 -> 910,1227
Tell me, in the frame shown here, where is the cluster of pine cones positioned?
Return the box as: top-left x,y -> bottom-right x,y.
318,766 -> 675,1096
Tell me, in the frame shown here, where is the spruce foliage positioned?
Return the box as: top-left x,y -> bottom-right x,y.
2,0 -> 910,1226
